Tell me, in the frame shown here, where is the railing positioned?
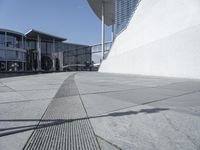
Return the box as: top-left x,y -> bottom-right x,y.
62,42 -> 112,71
91,42 -> 112,64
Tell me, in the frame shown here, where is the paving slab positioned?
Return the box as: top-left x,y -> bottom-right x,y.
90,105 -> 200,150
0,86 -> 14,93
96,87 -> 190,105
75,72 -> 188,88
18,89 -> 58,100
97,137 -> 119,150
0,92 -> 27,103
81,94 -> 135,116
0,72 -> 72,150
1,73 -> 71,91
1,72 -> 200,150
76,72 -> 200,150
158,81 -> 200,92
148,91 -> 200,116
0,99 -> 50,150
3,81 -> 60,91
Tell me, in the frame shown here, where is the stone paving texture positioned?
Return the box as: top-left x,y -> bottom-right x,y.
0,72 -> 200,150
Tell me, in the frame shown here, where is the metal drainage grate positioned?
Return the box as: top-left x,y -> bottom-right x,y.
23,74 -> 100,150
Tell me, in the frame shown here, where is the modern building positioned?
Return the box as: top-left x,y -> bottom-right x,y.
0,29 -> 26,71
88,0 -> 200,79
25,29 -> 67,71
0,28 -> 91,72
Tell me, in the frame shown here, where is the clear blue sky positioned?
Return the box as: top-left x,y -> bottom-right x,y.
0,0 -> 111,45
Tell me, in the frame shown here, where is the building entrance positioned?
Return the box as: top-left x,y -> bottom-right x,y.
41,56 -> 53,71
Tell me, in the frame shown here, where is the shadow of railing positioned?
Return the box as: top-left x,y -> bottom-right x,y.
0,107 -> 169,137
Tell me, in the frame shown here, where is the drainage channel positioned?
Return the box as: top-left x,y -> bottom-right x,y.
23,73 -> 100,150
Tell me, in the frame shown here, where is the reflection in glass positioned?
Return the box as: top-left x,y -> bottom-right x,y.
6,33 -> 23,49
0,32 -> 5,47
0,50 -> 6,60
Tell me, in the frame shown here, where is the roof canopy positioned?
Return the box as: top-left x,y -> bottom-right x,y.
25,29 -> 66,42
0,28 -> 24,37
87,0 -> 115,26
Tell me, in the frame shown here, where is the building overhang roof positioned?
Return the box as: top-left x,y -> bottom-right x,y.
25,29 -> 67,42
0,28 -> 24,37
87,0 -> 115,26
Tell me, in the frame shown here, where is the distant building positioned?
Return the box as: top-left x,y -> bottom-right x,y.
0,29 -> 26,71
0,28 -> 91,72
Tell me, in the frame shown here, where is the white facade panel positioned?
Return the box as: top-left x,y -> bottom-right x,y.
100,0 -> 200,79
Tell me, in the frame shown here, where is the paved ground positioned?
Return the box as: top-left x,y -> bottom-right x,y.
0,72 -> 200,150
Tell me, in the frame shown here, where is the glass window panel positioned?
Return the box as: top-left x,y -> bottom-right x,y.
0,49 -> 6,60
47,42 -> 53,54
0,32 -> 5,47
16,36 -> 23,48
115,0 -> 140,35
6,50 -> 16,60
27,40 -> 37,50
41,42 -> 47,54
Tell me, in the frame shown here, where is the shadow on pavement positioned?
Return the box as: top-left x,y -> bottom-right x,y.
108,108 -> 169,117
0,107 -> 169,137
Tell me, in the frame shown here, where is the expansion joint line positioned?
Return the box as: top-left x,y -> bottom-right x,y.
22,94 -> 54,150
161,112 -> 198,148
74,74 -> 102,150
96,135 -> 123,150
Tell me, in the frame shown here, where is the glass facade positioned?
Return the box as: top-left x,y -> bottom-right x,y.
115,0 -> 140,35
0,30 -> 26,71
23,39 -> 92,71
26,40 -> 37,50
0,49 -> 26,61
91,42 -> 112,64
0,49 -> 6,60
63,45 -> 91,71
0,29 -> 93,72
0,32 -> 5,47
6,33 -> 23,49
0,48 -> 26,71
56,43 -> 82,53
41,41 -> 53,55
6,50 -> 26,61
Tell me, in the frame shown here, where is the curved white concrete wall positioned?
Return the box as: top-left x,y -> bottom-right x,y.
99,0 -> 200,79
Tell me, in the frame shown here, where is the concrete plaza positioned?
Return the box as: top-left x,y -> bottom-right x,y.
0,72 -> 200,150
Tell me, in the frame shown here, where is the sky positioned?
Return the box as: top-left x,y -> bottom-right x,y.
0,0 -> 111,45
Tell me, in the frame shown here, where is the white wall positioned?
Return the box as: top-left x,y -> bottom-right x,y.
99,0 -> 200,79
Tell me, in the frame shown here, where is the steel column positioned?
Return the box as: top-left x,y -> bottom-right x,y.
101,1 -> 105,61
37,34 -> 41,71
111,22 -> 114,42
5,32 -> 7,71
